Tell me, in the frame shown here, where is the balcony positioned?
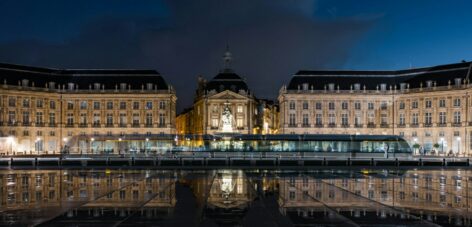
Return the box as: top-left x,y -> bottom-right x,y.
397,124 -> 406,128
132,123 -> 140,128
0,122 -> 3,126
367,123 -> 376,128
410,123 -> 419,128
452,123 -> 462,127
65,123 -> 74,128
438,123 -> 447,127
341,124 -> 349,128
302,124 -> 310,128
354,124 -> 363,128
424,123 -> 433,128
48,123 -> 56,127
328,123 -> 336,128
469,122 -> 472,126
105,123 -> 114,128
23,122 -> 31,126
118,123 -> 127,128
145,124 -> 153,128
315,123 -> 323,128
92,123 -> 101,128
380,123 -> 389,128
210,126 -> 218,130
288,124 -> 297,128
79,123 -> 88,128
7,122 -> 18,126
35,122 -> 45,127
158,123 -> 166,128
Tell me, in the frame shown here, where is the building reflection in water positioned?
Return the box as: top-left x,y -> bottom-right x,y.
0,169 -> 471,226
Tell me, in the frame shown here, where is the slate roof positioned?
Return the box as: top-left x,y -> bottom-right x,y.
288,62 -> 472,90
204,69 -> 249,93
0,62 -> 169,90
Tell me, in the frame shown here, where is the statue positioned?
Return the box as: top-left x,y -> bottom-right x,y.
221,102 -> 233,133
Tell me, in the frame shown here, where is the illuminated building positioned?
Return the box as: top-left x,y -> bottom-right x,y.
0,63 -> 176,155
279,62 -> 472,156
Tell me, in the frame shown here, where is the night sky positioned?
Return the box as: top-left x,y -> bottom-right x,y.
1,0 -> 472,112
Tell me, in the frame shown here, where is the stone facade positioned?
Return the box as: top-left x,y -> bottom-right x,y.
176,50 -> 259,135
0,63 -> 176,155
279,62 -> 472,156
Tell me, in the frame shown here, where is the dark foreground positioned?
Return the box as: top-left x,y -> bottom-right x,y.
0,168 -> 471,226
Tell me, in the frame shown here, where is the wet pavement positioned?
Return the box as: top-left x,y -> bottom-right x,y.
0,168 -> 471,226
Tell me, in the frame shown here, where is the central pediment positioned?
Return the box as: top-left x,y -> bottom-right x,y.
207,90 -> 248,100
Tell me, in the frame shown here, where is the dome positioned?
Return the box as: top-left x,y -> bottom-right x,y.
205,70 -> 249,93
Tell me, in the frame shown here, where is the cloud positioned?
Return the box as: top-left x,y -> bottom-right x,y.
0,0 -> 379,111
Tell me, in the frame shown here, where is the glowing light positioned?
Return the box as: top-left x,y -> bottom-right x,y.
145,138 -> 149,142
118,138 -> 122,141
91,138 -> 95,142
7,136 -> 14,143
63,137 -> 68,142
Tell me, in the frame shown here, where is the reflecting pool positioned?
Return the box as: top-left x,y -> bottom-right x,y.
0,168 -> 471,226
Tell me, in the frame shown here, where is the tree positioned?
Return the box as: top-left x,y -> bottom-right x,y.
412,143 -> 420,149
433,143 -> 440,149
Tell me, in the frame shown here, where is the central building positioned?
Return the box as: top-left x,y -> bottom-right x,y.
176,50 -> 258,135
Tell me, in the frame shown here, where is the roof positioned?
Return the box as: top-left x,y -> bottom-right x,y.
288,61 -> 472,90
0,62 -> 169,90
204,69 -> 249,93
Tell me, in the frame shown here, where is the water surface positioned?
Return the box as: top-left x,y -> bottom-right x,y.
0,168 -> 471,226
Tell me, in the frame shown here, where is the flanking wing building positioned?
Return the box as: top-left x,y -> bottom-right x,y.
279,62 -> 472,156
0,63 -> 176,155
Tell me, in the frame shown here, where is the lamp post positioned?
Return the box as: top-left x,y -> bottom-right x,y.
145,138 -> 149,155
118,137 -> 122,154
7,136 -> 14,156
440,137 -> 444,155
414,138 -> 418,155
90,137 -> 95,155
35,137 -> 41,155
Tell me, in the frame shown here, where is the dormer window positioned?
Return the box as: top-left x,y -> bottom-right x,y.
21,79 -> 29,87
399,83 -> 407,91
67,83 -> 75,91
328,83 -> 335,91
353,83 -> 361,91
120,83 -> 127,90
380,83 -> 387,91
455,78 -> 462,86
48,82 -> 56,89
94,83 -> 101,90
426,80 -> 433,88
302,83 -> 309,91
146,83 -> 153,90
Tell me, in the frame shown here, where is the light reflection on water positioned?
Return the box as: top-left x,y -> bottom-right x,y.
0,169 -> 471,226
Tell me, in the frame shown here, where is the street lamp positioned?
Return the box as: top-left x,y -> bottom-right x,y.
457,137 -> 461,156
414,138 -> 418,155
7,136 -> 14,156
440,137 -> 444,155
90,138 -> 95,155
35,137 -> 41,155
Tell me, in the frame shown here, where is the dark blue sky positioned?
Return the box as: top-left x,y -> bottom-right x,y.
1,0 -> 471,110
